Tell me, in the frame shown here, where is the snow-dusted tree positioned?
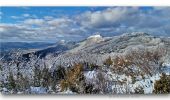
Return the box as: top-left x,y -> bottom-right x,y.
96,70 -> 108,94
33,66 -> 41,87
124,45 -> 167,76
17,74 -> 29,91
41,66 -> 51,88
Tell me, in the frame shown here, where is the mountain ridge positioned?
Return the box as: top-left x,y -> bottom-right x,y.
38,32 -> 170,68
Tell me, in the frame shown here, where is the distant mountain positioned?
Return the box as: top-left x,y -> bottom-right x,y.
0,42 -> 55,52
22,41 -> 77,59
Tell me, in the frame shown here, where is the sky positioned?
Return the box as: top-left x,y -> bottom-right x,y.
0,6 -> 170,42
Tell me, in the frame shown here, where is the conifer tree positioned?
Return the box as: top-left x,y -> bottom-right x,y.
41,67 -> 50,88
153,73 -> 170,94
7,72 -> 16,90
33,67 -> 41,87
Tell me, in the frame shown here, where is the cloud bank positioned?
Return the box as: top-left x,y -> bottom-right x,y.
0,7 -> 170,42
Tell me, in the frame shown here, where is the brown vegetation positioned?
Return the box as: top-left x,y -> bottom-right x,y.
60,63 -> 85,92
153,73 -> 170,94
112,46 -> 167,76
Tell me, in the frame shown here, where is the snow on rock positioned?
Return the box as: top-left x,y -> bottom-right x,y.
57,89 -> 76,94
84,70 -> 98,84
87,34 -> 102,39
70,34 -> 104,53
129,74 -> 161,94
86,34 -> 103,44
17,91 -> 24,94
162,62 -> 170,67
59,39 -> 66,44
84,70 -> 97,79
1,88 -> 9,94
132,79 -> 153,94
162,63 -> 170,75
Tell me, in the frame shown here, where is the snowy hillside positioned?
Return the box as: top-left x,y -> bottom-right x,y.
0,32 -> 170,94
44,32 -> 170,67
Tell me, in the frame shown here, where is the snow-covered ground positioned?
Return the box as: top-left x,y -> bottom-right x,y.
57,89 -> 76,94
82,62 -> 170,94
30,86 -> 47,94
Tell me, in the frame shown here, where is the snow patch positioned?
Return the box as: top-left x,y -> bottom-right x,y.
30,86 -> 47,94
57,89 -> 76,94
87,34 -> 102,39
84,70 -> 97,79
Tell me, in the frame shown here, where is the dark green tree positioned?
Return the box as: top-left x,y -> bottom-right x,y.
52,65 -> 66,81
153,73 -> 170,94
17,74 -> 30,91
134,86 -> 144,94
41,67 -> 51,88
7,72 -> 16,90
0,65 -> 2,71
33,67 -> 41,87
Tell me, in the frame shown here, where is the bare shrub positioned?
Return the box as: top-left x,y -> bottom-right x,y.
113,55 -> 133,74
103,56 -> 113,67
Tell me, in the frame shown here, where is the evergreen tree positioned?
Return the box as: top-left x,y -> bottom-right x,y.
7,72 -> 16,90
0,65 -> 2,71
134,86 -> 144,94
41,67 -> 50,88
17,74 -> 29,91
33,67 -> 41,87
51,66 -> 66,91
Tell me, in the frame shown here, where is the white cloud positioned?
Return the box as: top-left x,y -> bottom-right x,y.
77,7 -> 170,37
24,19 -> 44,25
1,7 -> 170,42
0,17 -> 84,42
11,16 -> 20,19
22,14 -> 30,17
47,18 -> 72,26
79,7 -> 138,28
0,27 -> 5,32
44,16 -> 54,20
11,14 -> 31,19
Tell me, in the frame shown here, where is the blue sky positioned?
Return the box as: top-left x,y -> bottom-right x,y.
0,7 -> 170,42
1,7 -> 108,23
